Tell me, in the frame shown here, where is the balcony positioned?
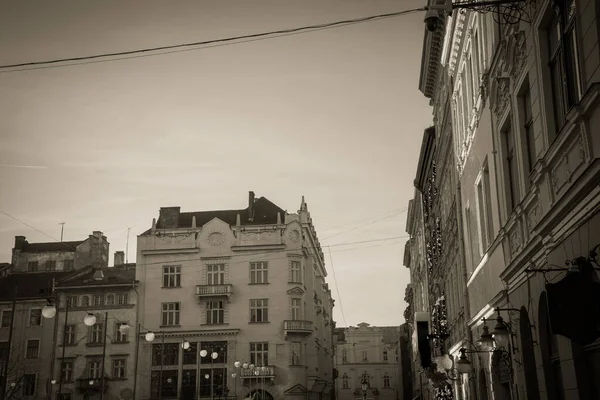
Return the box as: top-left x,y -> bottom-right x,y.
195,284 -> 233,300
240,365 -> 276,383
284,320 -> 313,337
76,377 -> 108,394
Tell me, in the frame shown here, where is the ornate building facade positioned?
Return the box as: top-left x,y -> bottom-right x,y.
135,192 -> 335,400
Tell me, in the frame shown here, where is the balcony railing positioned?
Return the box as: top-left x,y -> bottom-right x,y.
239,365 -> 276,379
195,284 -> 233,299
284,320 -> 313,337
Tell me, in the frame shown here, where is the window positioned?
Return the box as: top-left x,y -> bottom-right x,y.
290,260 -> 301,283
26,339 -> 40,358
547,0 -> 581,133
383,350 -> 388,361
152,370 -> 179,399
383,373 -> 391,388
291,342 -> 302,365
342,349 -> 348,363
1,310 -> 12,328
250,299 -> 269,323
29,309 -> 42,326
81,296 -> 90,307
88,360 -> 101,379
519,85 -> 536,180
152,343 -> 180,366
291,298 -> 301,320
115,323 -> 128,342
64,325 -> 76,345
27,261 -> 38,272
106,294 -> 115,305
113,359 -> 126,378
362,351 -> 368,362
61,361 -> 73,382
93,295 -> 104,306
199,341 -> 227,364
207,264 -> 225,285
22,374 -> 36,396
476,162 -> 494,253
63,260 -> 74,271
183,342 -> 198,365
198,368 -> 224,398
117,293 -> 128,305
206,301 -> 225,324
89,323 -> 104,344
45,260 -> 56,271
250,262 -> 268,284
250,342 -> 268,366
163,265 -> 181,288
342,373 -> 349,388
66,296 -> 77,308
162,302 -> 180,326
502,120 -> 520,213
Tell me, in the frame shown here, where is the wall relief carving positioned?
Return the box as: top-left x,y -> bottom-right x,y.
509,226 -> 521,257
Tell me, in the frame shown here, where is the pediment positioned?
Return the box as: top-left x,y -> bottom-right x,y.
287,286 -> 305,295
284,384 -> 307,394
203,217 -> 233,231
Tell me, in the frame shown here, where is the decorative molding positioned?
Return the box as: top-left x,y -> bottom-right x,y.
493,77 -> 511,119
508,225 -> 521,257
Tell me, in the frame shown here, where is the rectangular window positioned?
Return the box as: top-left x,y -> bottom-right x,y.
519,85 -> 535,180
383,350 -> 388,361
112,359 -> 126,378
22,374 -> 36,396
250,299 -> 269,323
183,342 -> 197,365
63,260 -> 74,271
342,350 -> 348,363
162,265 -> 181,288
182,369 -> 197,399
291,298 -> 301,320
26,339 -> 40,358
114,323 -> 128,342
476,163 -> 494,253
290,261 -> 301,283
1,310 -> 12,328
291,342 -> 302,366
66,296 -> 78,308
162,302 -> 180,326
362,351 -> 368,362
207,264 -> 225,285
89,323 -> 104,344
502,120 -> 519,212
547,0 -> 581,134
27,261 -> 38,272
64,325 -> 76,345
198,368 -> 225,397
199,341 -> 227,364
250,342 -> 268,366
45,260 -> 56,271
88,360 -> 101,379
206,301 -> 225,324
249,262 -> 268,284
93,295 -> 104,306
29,309 -> 42,326
117,293 -> 128,305
152,343 -> 180,366
61,361 -> 73,382
151,370 -> 179,399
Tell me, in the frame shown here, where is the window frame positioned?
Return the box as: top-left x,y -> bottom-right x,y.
29,308 -> 42,327
64,325 -> 76,345
1,310 -> 12,329
22,373 -> 37,396
162,265 -> 182,288
112,358 -> 127,379
207,264 -> 225,285
61,360 -> 74,382
249,342 -> 269,366
249,262 -> 268,284
250,299 -> 269,323
25,339 -> 40,359
206,301 -> 225,325
161,302 -> 181,326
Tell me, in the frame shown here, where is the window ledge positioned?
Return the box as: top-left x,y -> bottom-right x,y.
248,283 -> 270,285
111,341 -> 130,344
110,377 -> 128,381
200,323 -> 229,327
159,325 -> 181,328
161,286 -> 182,289
86,343 -> 104,347
248,321 -> 270,324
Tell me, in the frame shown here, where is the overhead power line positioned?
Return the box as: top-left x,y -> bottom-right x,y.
0,8 -> 425,72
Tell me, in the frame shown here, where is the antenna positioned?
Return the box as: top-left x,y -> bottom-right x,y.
126,227 -> 131,264
59,222 -> 66,242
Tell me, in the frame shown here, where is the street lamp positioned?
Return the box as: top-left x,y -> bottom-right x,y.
360,375 -> 368,400
200,348 -> 220,400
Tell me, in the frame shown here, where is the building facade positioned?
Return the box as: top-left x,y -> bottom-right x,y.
50,254 -> 138,400
11,232 -> 110,273
333,323 -> 400,400
410,0 -> 600,399
135,192 -> 335,400
0,271 -> 71,400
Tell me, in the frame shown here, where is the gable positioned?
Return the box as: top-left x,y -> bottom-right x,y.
284,384 -> 307,394
287,286 -> 305,295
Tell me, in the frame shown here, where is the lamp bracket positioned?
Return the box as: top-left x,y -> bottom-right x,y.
453,0 -> 534,24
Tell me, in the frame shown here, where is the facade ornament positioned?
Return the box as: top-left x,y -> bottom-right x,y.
493,77 -> 511,119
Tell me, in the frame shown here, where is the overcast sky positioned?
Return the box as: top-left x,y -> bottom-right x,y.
0,0 -> 432,327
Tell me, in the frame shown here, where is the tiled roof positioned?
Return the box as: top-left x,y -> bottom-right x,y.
19,240 -> 84,253
0,271 -> 73,301
56,265 -> 136,287
148,196 -> 286,233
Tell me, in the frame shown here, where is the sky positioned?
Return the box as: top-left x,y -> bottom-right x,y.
0,0 -> 433,327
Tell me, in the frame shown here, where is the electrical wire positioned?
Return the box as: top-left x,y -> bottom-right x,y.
0,8 -> 425,72
321,208 -> 407,241
328,247 -> 347,327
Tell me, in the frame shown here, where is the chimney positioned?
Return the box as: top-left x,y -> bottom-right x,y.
114,251 -> 125,266
14,236 -> 26,250
158,207 -> 181,229
91,231 -> 103,240
248,191 -> 255,221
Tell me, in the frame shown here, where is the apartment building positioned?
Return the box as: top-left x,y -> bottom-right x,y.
49,253 -> 138,400
11,231 -> 110,273
0,271 -> 71,400
333,324 -> 400,400
411,0 -> 600,399
135,192 -> 335,400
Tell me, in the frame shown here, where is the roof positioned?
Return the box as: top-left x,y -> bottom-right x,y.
0,271 -> 73,301
56,265 -> 136,287
145,196 -> 286,233
18,240 -> 84,253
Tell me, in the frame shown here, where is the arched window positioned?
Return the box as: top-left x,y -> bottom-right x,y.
81,296 -> 90,307
539,291 -> 564,400
383,373 -> 390,388
342,373 -> 349,388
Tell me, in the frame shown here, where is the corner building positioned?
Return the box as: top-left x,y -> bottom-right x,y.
135,192 -> 335,400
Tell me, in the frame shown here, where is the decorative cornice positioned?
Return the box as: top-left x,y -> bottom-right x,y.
418,1 -> 448,98
139,329 -> 240,339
